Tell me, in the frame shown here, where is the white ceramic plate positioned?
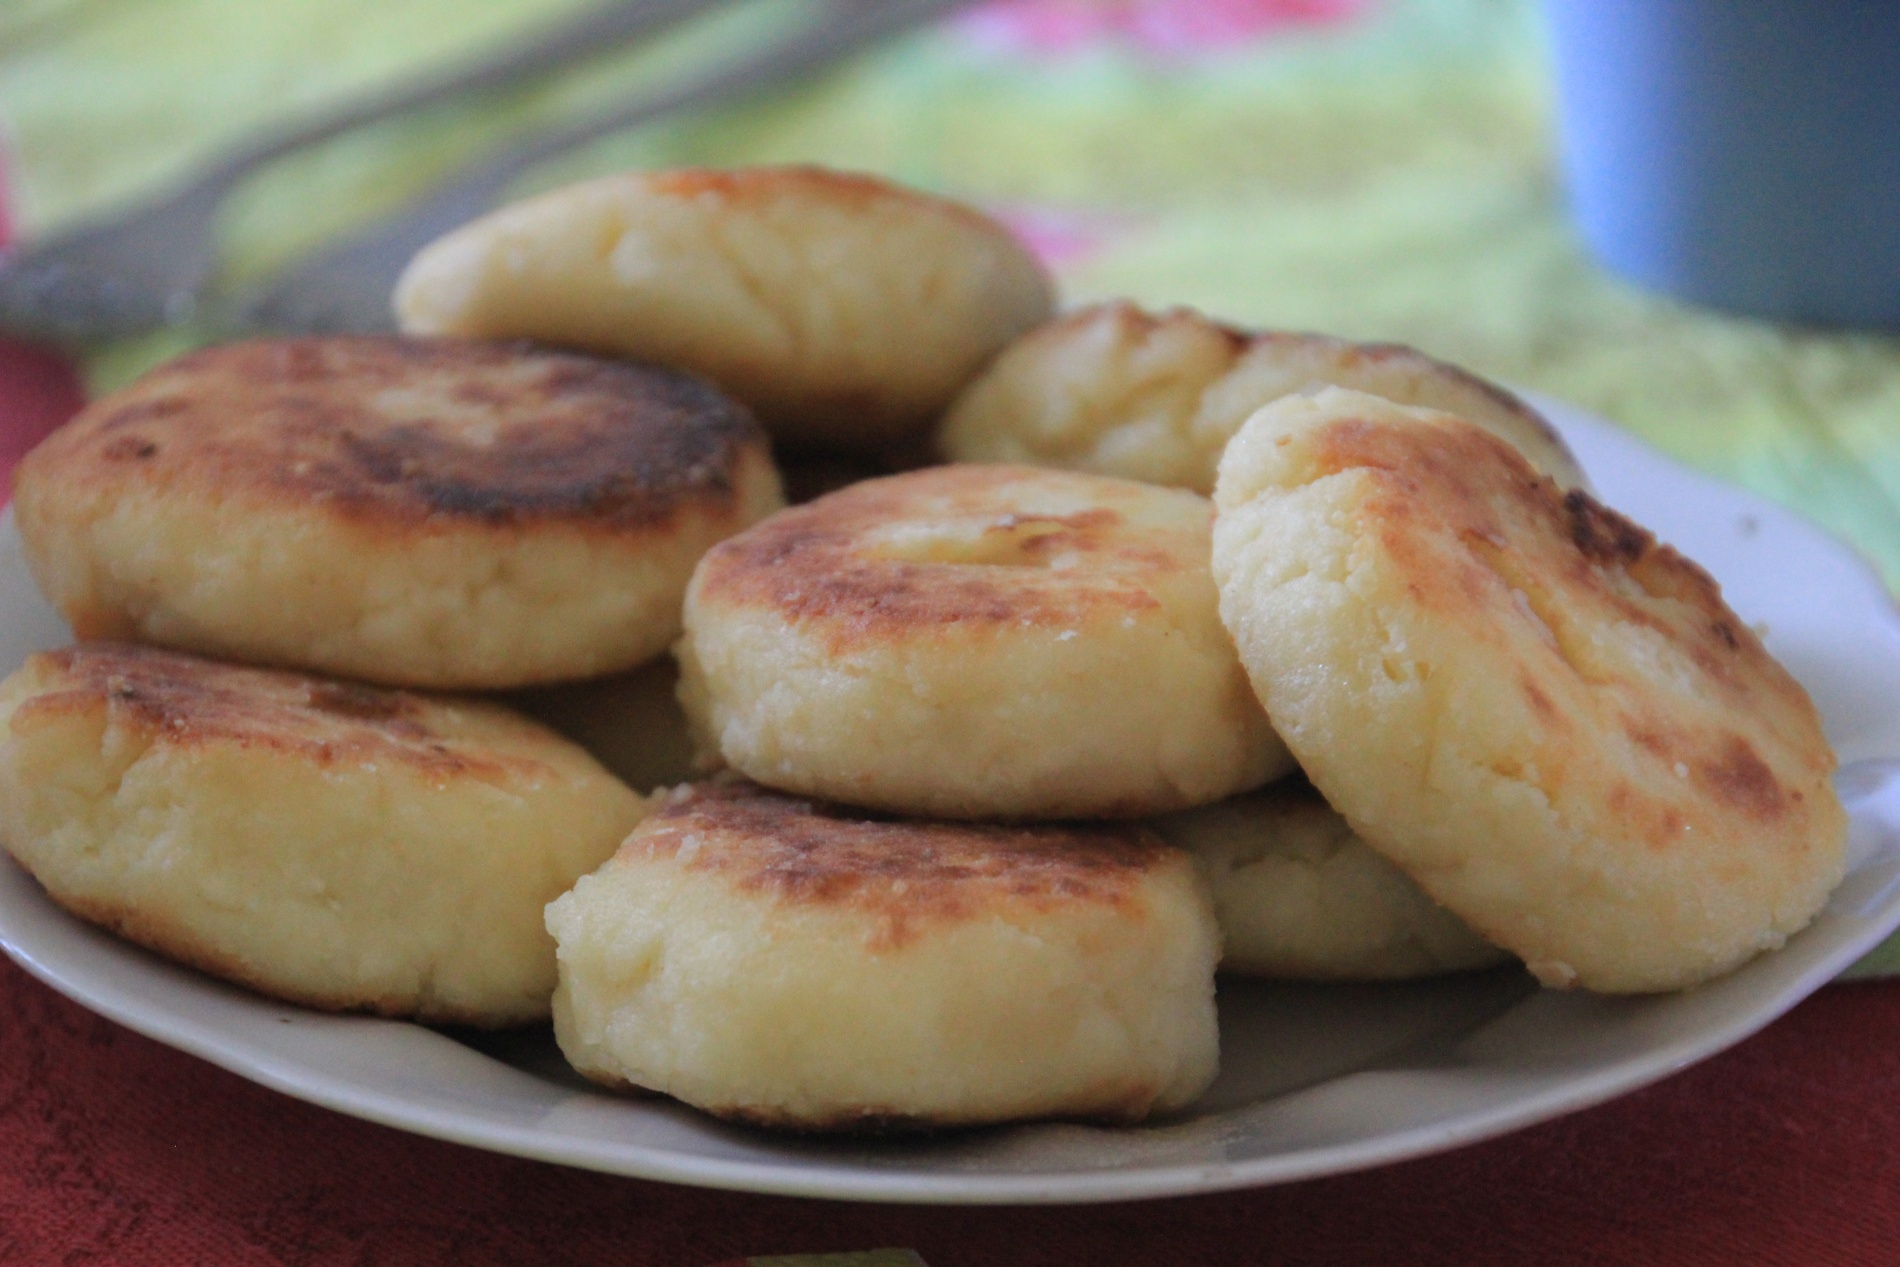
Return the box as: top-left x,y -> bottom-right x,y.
5,398 -> 1900,1205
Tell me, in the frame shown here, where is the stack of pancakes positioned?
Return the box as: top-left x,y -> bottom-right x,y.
0,166 -> 1847,1134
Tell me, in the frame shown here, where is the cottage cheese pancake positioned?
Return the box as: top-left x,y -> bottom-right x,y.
12,336 -> 783,689
1212,388 -> 1845,992
394,166 -> 1055,456
939,302 -> 1586,493
1153,780 -> 1508,980
678,464 -> 1291,820
546,779 -> 1220,1130
0,644 -> 646,1024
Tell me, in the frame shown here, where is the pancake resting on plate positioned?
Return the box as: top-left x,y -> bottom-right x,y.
939,301 -> 1587,494
1211,387 -> 1846,993
1152,779 -> 1508,981
11,336 -> 783,689
0,643 -> 646,1025
393,165 -> 1056,457
545,779 -> 1220,1130
678,463 -> 1291,820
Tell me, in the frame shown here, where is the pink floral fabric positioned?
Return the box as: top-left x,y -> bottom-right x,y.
961,0 -> 1367,57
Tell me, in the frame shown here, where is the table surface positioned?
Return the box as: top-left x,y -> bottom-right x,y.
8,950 -> 1900,1266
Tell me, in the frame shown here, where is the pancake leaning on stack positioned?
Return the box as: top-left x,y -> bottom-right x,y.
1211,387 -> 1846,992
12,336 -> 783,690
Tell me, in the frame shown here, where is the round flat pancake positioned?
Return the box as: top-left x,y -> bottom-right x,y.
0,643 -> 646,1024
395,166 -> 1055,457
13,336 -> 783,688
678,463 -> 1290,820
1211,387 -> 1845,992
546,779 -> 1220,1130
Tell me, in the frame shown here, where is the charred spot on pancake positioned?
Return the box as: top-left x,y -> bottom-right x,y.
1696,734 -> 1790,821
303,680 -> 416,723
1623,718 -> 1672,757
1519,674 -> 1560,723
628,781 -> 1168,949
45,336 -> 769,532
101,436 -> 158,461
1563,490 -> 1651,566
12,644 -> 524,780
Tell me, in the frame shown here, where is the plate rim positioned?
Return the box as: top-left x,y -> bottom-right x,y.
8,848 -> 1900,1204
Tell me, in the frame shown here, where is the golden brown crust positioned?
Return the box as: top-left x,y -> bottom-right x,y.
21,336 -> 769,534
10,644 -> 546,784
626,781 -> 1172,949
693,465 -> 1193,653
1305,415 -> 1820,841
1214,390 -> 1846,990
34,884 -> 513,1027
642,165 -> 1010,238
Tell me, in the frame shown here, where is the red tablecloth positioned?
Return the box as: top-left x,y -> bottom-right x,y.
6,955 -> 1900,1265
4,357 -> 1900,1265
0,339 -> 83,475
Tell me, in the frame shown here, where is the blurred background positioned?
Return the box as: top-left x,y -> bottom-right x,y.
1,0 -> 1896,581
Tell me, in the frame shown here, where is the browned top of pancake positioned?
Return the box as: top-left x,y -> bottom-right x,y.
693,464 -> 1208,649
620,780 -> 1178,948
18,336 -> 769,531
6,644 -> 554,785
641,165 -> 1024,242
1308,409 -> 1833,836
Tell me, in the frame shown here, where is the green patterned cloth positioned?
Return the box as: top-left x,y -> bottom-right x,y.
5,0 -> 1897,970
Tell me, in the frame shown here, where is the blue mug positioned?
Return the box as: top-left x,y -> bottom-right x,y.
1545,0 -> 1900,327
